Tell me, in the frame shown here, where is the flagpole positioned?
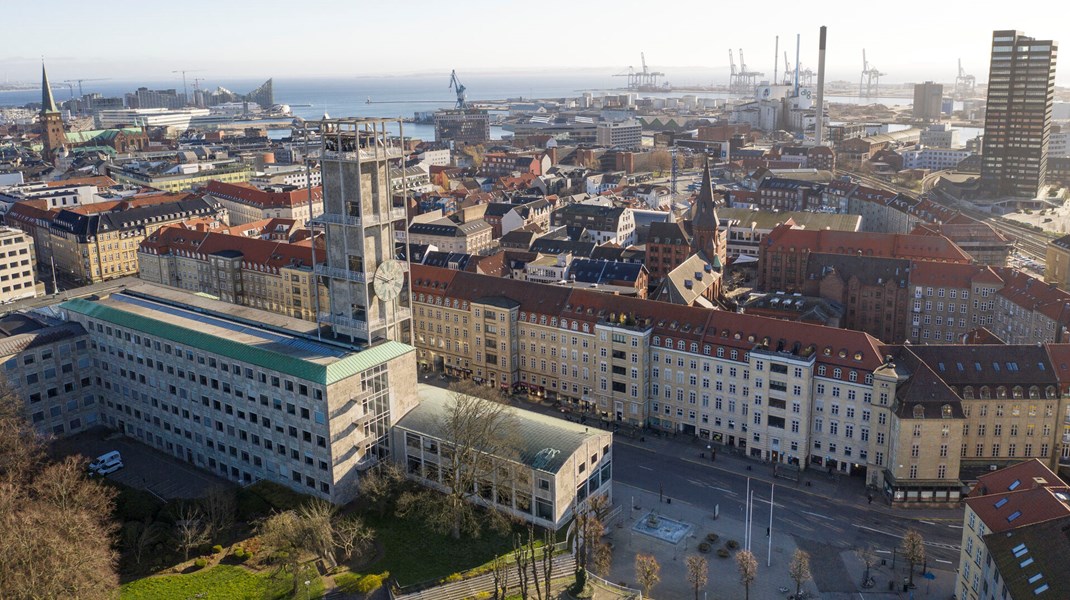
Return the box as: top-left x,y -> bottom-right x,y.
767,483 -> 774,566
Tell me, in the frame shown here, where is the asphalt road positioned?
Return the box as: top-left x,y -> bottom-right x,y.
613,441 -> 964,567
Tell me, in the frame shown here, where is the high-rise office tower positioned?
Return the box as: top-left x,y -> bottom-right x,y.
981,30 -> 1058,198
317,118 -> 412,346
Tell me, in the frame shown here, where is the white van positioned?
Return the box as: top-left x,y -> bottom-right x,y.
88,450 -> 123,475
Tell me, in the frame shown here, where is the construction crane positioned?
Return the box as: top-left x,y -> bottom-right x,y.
449,70 -> 467,109
171,69 -> 204,104
859,49 -> 885,99
955,58 -> 976,99
62,77 -> 110,98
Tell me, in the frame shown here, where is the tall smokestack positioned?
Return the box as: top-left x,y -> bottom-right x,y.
774,36 -> 779,86
794,34 -> 801,96
815,25 -> 827,146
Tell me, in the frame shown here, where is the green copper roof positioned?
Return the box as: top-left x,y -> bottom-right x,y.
60,298 -> 413,385
41,63 -> 59,114
64,128 -> 142,145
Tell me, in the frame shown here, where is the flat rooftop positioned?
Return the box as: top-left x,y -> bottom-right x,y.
60,282 -> 413,385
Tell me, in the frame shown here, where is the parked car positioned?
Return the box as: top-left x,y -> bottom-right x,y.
88,450 -> 123,476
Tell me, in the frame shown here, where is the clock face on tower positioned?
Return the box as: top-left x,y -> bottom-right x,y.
373,259 -> 405,302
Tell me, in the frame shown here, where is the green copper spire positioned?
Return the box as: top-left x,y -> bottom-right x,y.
41,62 -> 59,114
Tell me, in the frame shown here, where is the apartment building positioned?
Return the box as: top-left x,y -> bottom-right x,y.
107,161 -> 253,193
12,194 -> 228,285
908,262 -> 1003,343
56,284 -> 417,504
411,264 -> 1070,504
1046,234 -> 1070,291
552,204 -> 636,246
203,180 -> 323,228
957,460 -> 1070,600
911,222 -> 1013,267
138,225 -> 328,321
407,219 -> 495,255
395,384 -> 613,529
0,227 -> 44,302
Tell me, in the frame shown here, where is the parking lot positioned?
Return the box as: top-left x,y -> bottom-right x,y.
53,427 -> 234,500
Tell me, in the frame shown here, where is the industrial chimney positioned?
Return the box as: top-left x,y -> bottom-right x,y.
814,25 -> 827,146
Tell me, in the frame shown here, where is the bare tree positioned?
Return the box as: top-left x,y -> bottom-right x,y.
736,549 -> 758,600
634,553 -> 661,598
685,555 -> 708,600
513,532 -> 531,600
298,499 -> 338,569
200,485 -> 237,538
0,382 -> 119,599
788,549 -> 812,597
576,493 -> 610,571
491,554 -> 510,600
397,381 -> 520,539
357,462 -> 406,518
123,519 -> 168,569
333,516 -> 373,563
539,529 -> 554,600
174,504 -> 210,562
900,529 -> 926,588
258,510 -> 307,596
651,149 -> 672,175
855,544 -> 877,585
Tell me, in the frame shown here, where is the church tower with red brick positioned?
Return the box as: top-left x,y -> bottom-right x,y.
40,63 -> 66,162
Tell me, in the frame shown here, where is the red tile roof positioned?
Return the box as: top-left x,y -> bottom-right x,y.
910,261 -> 1003,288
46,175 -> 117,190
970,459 -> 1064,498
993,267 -> 1070,322
965,485 -> 1070,534
139,225 -> 319,273
765,223 -> 973,263
203,180 -> 322,209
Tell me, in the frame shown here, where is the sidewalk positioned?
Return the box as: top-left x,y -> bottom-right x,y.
506,392 -> 958,522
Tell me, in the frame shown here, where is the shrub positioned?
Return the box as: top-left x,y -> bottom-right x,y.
698,542 -> 711,553
193,558 -> 208,569
726,540 -> 740,550
355,574 -> 383,594
336,572 -> 361,594
233,548 -> 247,561
717,548 -> 730,558
444,572 -> 463,583
211,544 -> 224,554
706,533 -> 719,543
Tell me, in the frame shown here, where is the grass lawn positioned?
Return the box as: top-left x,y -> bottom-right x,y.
121,564 -> 324,600
362,511 -> 517,587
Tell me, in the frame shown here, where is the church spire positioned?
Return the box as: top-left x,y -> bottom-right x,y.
690,157 -> 724,265
41,62 -> 59,114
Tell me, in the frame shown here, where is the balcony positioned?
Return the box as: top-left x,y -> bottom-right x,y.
315,265 -> 366,283
1063,433 -> 1070,444
322,146 -> 404,162
319,313 -> 368,333
316,213 -> 362,227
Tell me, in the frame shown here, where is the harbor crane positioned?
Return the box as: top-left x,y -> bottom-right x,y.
171,69 -> 204,103
614,53 -> 664,91
728,49 -> 740,93
955,58 -> 976,99
859,49 -> 885,99
449,69 -> 467,109
62,77 -> 109,98
736,49 -> 764,94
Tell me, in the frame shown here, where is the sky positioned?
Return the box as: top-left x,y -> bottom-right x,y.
3,0 -> 1070,86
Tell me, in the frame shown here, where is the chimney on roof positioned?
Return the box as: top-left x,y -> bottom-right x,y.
1032,476 -> 1048,489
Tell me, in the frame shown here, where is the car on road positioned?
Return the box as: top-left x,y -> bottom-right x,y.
88,450 -> 123,476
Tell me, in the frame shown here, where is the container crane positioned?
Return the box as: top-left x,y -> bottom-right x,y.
729,49 -> 740,93
737,49 -> 764,93
449,69 -> 467,109
955,58 -> 976,99
859,50 -> 885,99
